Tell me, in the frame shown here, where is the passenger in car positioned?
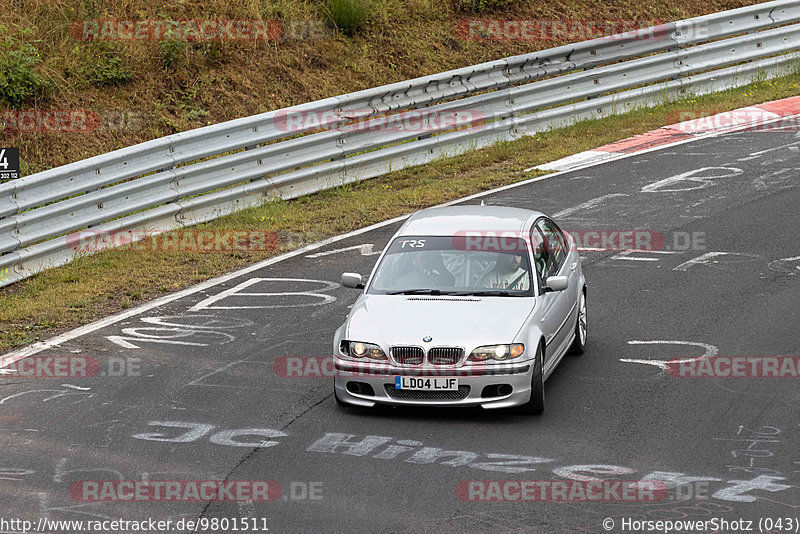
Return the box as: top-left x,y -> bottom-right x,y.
482,253 -> 530,291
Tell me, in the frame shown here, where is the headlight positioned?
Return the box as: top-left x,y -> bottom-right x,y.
339,340 -> 387,360
468,344 -> 524,362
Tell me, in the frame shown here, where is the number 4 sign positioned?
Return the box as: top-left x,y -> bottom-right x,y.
0,148 -> 20,180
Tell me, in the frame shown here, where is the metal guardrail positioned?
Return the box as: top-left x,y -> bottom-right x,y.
1,0 -> 799,286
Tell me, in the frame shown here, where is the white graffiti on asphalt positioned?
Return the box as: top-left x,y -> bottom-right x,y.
619,340 -> 718,371
125,421 -> 794,504
189,278 -> 337,312
132,421 -> 287,448
106,314 -> 252,350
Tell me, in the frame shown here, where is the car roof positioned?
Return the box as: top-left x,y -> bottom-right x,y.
397,205 -> 546,237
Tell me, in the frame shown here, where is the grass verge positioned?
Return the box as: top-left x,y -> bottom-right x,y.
1,71 -> 799,352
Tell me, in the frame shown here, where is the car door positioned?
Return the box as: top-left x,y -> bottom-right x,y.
534,219 -> 573,355
549,218 -> 581,308
531,225 -> 560,360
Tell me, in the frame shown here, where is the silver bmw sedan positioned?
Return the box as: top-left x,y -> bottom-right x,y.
333,205 -> 587,414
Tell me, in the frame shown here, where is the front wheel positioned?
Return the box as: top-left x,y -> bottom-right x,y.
518,343 -> 545,415
568,290 -> 587,355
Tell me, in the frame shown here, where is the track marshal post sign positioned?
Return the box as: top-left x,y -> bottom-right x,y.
0,148 -> 20,180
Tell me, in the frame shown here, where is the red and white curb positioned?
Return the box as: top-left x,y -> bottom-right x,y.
530,95 -> 800,172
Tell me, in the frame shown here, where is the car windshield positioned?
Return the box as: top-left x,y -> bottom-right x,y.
367,235 -> 534,297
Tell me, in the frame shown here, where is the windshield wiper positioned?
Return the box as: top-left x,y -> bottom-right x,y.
385,289 -> 455,295
451,290 -> 527,297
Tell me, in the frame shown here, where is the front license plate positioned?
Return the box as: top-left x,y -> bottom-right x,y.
394,376 -> 458,390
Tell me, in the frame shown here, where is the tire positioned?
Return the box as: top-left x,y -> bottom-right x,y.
568,289 -> 587,355
518,343 -> 545,415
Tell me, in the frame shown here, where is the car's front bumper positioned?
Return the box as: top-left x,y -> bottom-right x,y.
333,358 -> 534,409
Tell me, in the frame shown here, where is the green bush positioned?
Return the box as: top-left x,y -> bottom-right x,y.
176,89 -> 209,122
325,0 -> 372,36
160,38 -> 188,69
82,44 -> 133,86
159,22 -> 189,69
455,0 -> 513,13
0,27 -> 53,108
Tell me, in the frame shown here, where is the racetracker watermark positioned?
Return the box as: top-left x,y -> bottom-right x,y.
69,19 -> 329,41
66,230 -> 279,254
274,356 -> 492,377
455,19 -> 671,42
2,110 -> 149,133
0,356 -> 140,378
456,480 -> 668,502
69,480 -> 281,502
273,109 -> 485,134
668,110 -> 800,133
451,230 -> 672,253
666,356 -> 800,378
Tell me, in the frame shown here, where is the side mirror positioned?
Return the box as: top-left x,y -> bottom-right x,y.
341,272 -> 365,289
544,275 -> 568,292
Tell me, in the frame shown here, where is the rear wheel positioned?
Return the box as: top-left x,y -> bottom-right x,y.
569,290 -> 587,355
518,343 -> 545,415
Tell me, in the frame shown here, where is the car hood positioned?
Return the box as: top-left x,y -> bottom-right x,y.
345,294 -> 534,349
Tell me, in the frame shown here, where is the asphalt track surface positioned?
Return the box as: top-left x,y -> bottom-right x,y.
1,125 -> 798,534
